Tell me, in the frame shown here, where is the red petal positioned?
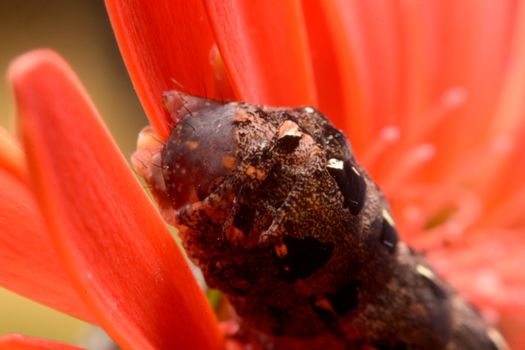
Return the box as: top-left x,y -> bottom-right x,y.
11,50 -> 223,350
105,0 -> 234,139
301,1 -> 370,152
204,1 -> 317,107
0,130 -> 91,321
0,164 -> 93,322
0,334 -> 84,350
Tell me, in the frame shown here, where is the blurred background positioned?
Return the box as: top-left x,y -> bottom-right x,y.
0,1 -> 145,344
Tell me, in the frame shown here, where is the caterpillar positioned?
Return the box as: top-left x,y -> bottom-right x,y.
134,91 -> 507,350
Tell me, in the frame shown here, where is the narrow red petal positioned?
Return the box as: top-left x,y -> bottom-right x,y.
11,50 -> 223,350
0,334 -> 84,350
204,1 -> 317,107
490,0 -> 525,135
0,166 -> 93,322
105,0 -> 234,139
0,126 -> 90,321
301,1 -> 370,152
317,0 -> 402,153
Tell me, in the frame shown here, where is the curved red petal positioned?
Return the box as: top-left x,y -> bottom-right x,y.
301,1 -> 370,152
11,50 -> 223,350
204,0 -> 317,107
0,334 -> 84,350
0,165 -> 93,322
105,0 -> 234,139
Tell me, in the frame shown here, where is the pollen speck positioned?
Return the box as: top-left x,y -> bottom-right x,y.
222,155 -> 236,170
245,165 -> 266,180
185,140 -> 199,150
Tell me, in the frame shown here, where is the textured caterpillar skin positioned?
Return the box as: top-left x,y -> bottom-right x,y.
137,91 -> 507,350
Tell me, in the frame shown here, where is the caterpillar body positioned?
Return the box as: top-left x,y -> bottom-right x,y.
134,91 -> 506,350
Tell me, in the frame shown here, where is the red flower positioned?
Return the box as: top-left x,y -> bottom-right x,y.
106,0 -> 525,348
1,1 -> 524,349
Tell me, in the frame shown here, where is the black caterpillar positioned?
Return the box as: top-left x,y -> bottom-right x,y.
135,91 -> 507,350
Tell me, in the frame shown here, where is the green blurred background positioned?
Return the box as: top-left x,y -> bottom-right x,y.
0,1 -> 146,344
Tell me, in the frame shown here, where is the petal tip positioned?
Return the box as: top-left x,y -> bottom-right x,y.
8,49 -> 65,84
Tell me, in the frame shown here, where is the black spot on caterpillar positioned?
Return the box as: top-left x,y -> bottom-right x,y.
135,91 -> 508,350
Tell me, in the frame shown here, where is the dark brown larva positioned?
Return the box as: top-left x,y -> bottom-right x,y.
138,91 -> 507,350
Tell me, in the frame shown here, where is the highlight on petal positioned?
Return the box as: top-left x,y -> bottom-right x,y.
204,1 -> 317,107
10,50 -> 223,350
0,140 -> 92,322
105,0 -> 235,139
0,334 -> 84,350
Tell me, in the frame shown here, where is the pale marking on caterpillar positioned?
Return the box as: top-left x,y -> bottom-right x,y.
416,264 -> 435,280
133,91 -> 509,350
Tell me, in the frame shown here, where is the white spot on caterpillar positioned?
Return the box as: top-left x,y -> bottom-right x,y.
382,209 -> 395,227
304,107 -> 315,113
327,158 -> 344,170
416,264 -> 435,280
487,327 -> 509,350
